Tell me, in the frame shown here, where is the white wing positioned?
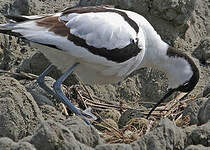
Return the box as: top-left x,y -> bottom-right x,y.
60,12 -> 137,50
1,7 -> 145,78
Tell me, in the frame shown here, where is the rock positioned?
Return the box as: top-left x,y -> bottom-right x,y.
9,0 -> 79,15
185,144 -> 210,150
63,116 -> 103,148
20,76 -> 69,123
87,84 -> 118,101
0,137 -> 36,150
131,118 -> 186,150
193,37 -> 210,64
134,68 -> 169,102
130,118 -> 210,150
0,76 -> 43,141
0,0 -> 37,71
99,109 -> 121,123
9,0 -> 43,15
203,82 -> 210,97
23,76 -> 57,106
185,121 -> 210,147
197,98 -> 210,125
0,31 -> 33,71
182,98 -> 208,125
95,143 -> 132,150
24,120 -> 94,150
79,0 -> 151,16
18,53 -> 51,78
117,76 -> 147,102
151,0 -> 196,25
18,52 -> 79,86
118,109 -> 144,128
40,105 -> 67,123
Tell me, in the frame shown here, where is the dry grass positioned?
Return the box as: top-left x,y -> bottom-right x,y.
67,84 -> 197,144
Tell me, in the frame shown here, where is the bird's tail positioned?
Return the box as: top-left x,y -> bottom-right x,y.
0,22 -> 22,37
0,14 -> 48,37
0,15 -> 32,30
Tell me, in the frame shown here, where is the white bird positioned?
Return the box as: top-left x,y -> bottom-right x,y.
0,6 -> 199,124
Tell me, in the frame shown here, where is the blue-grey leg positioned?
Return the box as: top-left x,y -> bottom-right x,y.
37,65 -> 58,98
53,63 -> 91,125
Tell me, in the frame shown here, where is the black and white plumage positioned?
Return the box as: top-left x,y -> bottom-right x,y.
0,6 -> 199,122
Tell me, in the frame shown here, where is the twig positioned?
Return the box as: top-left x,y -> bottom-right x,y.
60,103 -> 69,116
0,69 -> 38,79
164,92 -> 188,117
75,86 -> 88,109
81,84 -> 95,102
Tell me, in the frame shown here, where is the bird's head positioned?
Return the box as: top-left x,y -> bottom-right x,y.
166,47 -> 199,93
147,47 -> 199,118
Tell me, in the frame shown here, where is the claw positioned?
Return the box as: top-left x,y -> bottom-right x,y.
81,107 -> 97,120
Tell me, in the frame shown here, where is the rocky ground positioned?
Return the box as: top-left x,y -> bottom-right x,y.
0,0 -> 209,150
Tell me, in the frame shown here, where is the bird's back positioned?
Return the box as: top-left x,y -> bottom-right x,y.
0,6 -> 147,84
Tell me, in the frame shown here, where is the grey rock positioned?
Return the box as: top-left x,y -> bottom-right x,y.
131,118 -> 186,150
63,116 -> 103,148
79,0 -> 150,15
0,30 -> 33,71
185,121 -> 210,147
88,69 -> 168,107
87,83 -> 118,102
193,37 -> 210,64
198,98 -> 210,125
23,76 -> 71,123
0,137 -> 36,150
18,52 -> 79,86
39,104 -> 67,123
25,120 -> 94,150
182,98 -> 208,125
0,0 -> 37,71
203,82 -> 210,97
23,76 -> 57,106
185,144 -> 210,150
129,118 -> 210,150
118,109 -> 144,128
0,76 -> 43,141
18,52 -> 51,78
134,68 -> 169,102
9,0 -> 79,15
9,0 -> 43,15
95,143 -> 132,150
151,0 -> 196,25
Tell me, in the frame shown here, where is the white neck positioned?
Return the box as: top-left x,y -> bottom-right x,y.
140,24 -> 193,89
121,10 -> 194,89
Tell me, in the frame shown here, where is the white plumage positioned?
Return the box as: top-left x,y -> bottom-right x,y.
0,5 -> 197,90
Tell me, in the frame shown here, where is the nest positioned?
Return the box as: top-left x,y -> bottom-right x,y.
66,83 -> 194,144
